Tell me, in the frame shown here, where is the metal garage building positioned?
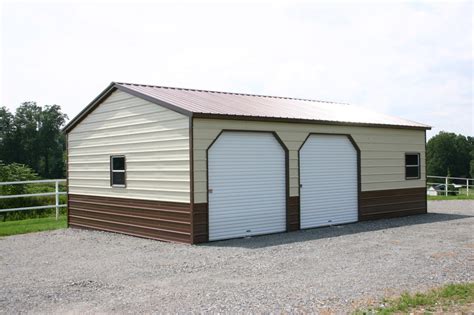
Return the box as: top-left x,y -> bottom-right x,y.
64,82 -> 430,244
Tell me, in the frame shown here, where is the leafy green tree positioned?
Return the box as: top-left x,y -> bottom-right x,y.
427,132 -> 473,178
38,105 -> 68,178
0,107 -> 14,163
0,103 -> 68,178
470,150 -> 474,178
11,102 -> 42,171
0,161 -> 39,195
0,162 -> 60,221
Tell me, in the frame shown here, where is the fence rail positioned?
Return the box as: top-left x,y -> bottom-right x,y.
427,175 -> 473,197
0,176 -> 471,219
0,179 -> 67,219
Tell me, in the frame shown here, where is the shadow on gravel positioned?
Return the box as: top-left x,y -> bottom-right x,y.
203,212 -> 473,249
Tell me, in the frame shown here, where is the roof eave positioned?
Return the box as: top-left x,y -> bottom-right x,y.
192,113 -> 432,130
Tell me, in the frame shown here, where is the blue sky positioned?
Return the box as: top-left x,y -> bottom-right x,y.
1,1 -> 472,138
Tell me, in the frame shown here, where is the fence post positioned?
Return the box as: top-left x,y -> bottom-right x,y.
55,180 -> 59,220
467,179 -> 470,196
445,177 -> 448,196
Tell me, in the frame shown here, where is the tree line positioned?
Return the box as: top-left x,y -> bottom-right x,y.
427,132 -> 474,179
0,102 -> 68,179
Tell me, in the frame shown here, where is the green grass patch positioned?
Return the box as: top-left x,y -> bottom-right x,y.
428,194 -> 474,200
355,283 -> 474,314
0,215 -> 67,237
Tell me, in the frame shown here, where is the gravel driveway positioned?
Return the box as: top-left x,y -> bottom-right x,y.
1,200 -> 473,314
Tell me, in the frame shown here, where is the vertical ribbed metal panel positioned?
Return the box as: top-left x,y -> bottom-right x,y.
208,132 -> 286,241
300,135 -> 358,228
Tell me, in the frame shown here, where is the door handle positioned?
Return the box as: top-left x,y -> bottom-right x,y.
209,188 -> 213,194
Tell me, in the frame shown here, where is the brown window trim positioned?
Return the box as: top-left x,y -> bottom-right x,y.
405,152 -> 420,180
110,155 -> 126,188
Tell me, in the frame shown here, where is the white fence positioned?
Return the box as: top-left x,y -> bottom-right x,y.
427,175 -> 473,197
0,179 -> 67,220
0,176 -> 470,219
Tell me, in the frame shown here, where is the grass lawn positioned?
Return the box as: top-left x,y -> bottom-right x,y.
0,215 -> 67,237
428,194 -> 474,200
356,283 -> 474,314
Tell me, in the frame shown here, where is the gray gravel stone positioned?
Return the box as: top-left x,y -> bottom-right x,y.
0,200 -> 472,314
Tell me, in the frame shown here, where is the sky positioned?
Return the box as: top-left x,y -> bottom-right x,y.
1,0 -> 472,138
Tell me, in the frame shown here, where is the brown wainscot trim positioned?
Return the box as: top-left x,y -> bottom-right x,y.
68,194 -> 192,244
359,187 -> 427,221
288,196 -> 300,231
192,203 -> 208,244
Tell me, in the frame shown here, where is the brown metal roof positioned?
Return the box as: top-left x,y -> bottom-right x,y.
63,82 -> 431,133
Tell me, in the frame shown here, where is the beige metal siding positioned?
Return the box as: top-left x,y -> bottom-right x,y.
193,119 -> 425,203
68,90 -> 190,203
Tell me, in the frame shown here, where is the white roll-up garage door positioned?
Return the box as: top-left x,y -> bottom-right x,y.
208,131 -> 286,241
300,134 -> 358,229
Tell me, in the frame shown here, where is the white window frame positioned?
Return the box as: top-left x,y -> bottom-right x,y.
405,153 -> 420,180
110,155 -> 126,187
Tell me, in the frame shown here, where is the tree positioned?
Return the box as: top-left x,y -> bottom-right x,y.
427,132 -> 473,178
0,107 -> 14,163
11,102 -> 42,171
0,161 -> 39,195
38,105 -> 68,178
0,103 -> 68,178
470,150 -> 474,178
0,161 -> 42,221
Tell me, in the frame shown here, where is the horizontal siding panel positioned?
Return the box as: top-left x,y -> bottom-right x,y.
78,105 -> 170,124
69,160 -> 189,171
363,181 -> 426,191
73,111 -> 187,132
70,170 -> 188,177
69,138 -> 188,151
70,178 -> 188,189
68,88 -> 189,203
68,194 -> 191,243
69,187 -> 190,203
360,166 -> 404,175
69,129 -> 188,145
72,116 -> 187,135
357,143 -> 425,151
352,134 -> 425,145
360,187 -> 426,220
361,159 -> 408,167
69,148 -> 189,157
70,124 -> 188,140
361,151 -> 424,159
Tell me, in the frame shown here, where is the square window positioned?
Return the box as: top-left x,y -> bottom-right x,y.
113,157 -> 125,170
112,172 -> 125,186
405,154 -> 418,166
405,153 -> 420,179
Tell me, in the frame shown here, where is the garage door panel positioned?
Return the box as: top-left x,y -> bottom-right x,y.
300,134 -> 358,229
208,132 -> 287,241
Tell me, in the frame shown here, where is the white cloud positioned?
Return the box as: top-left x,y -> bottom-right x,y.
1,0 -> 472,138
